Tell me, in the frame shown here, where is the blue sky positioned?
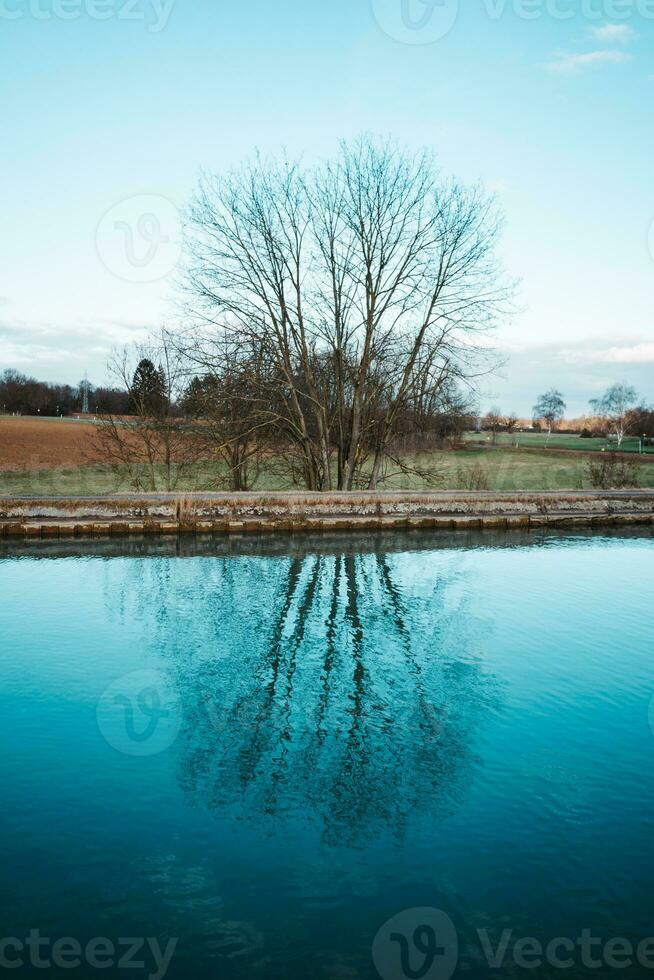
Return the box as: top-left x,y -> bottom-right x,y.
0,0 -> 652,415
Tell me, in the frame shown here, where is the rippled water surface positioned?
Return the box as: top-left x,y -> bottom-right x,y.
1,530 -> 653,978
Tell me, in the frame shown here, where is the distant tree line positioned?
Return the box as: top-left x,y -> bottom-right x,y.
0,368 -> 131,417
480,385 -> 654,449
529,384 -> 654,446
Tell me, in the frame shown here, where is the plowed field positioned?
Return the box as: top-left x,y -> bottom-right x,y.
0,417 -> 102,471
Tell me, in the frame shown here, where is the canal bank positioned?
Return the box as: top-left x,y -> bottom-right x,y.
1,491 -> 654,538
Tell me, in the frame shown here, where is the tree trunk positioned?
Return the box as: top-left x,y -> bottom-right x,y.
368,452 -> 383,491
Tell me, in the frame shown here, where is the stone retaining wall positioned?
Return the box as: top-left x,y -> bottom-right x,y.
1,491 -> 653,538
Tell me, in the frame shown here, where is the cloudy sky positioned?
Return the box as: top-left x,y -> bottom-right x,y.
1,0 -> 652,415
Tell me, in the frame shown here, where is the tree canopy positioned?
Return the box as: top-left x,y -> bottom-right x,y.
181,136 -> 512,490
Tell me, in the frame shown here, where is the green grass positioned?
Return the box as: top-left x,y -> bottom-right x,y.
0,461 -> 307,496
377,450 -> 654,491
3,448 -> 654,495
465,431 -> 654,454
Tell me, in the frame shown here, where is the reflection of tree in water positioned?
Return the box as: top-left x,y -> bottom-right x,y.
107,547 -> 500,843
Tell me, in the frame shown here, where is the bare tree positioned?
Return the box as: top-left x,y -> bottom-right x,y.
533,389 -> 566,445
484,407 -> 505,445
181,338 -> 272,491
504,412 -> 519,434
95,331 -> 203,492
590,383 -> 638,448
181,137 -> 512,491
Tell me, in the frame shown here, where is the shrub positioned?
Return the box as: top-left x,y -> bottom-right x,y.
586,452 -> 639,490
457,463 -> 491,491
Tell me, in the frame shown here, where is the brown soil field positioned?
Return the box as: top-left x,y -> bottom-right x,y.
0,417 -> 103,471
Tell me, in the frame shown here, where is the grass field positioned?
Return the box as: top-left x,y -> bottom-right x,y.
465,431 -> 654,454
2,448 -> 654,495
2,417 -> 654,494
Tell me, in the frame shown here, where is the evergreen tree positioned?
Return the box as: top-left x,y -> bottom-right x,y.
131,358 -> 166,416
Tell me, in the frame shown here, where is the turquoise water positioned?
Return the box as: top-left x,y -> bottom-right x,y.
1,530 -> 654,979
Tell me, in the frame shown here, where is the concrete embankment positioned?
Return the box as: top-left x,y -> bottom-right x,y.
1,491 -> 654,539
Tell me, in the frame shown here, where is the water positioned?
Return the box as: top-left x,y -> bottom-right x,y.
1,529 -> 653,979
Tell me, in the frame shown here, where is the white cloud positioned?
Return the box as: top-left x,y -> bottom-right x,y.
559,343 -> 654,365
482,341 -> 653,415
547,50 -> 632,74
0,318 -> 150,383
590,24 -> 637,44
